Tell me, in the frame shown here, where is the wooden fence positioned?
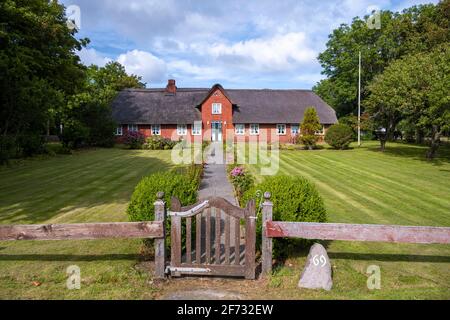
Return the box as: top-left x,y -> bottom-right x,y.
260,192 -> 450,276
1,191 -> 449,281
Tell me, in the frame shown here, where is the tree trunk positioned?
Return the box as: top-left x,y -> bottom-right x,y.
426,125 -> 441,160
380,138 -> 386,152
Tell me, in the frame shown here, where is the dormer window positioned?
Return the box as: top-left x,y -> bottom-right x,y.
212,103 -> 222,115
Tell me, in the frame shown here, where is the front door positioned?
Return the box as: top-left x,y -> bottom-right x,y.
211,121 -> 222,142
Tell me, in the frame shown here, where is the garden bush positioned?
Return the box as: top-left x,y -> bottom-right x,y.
144,136 -> 177,150
127,170 -> 199,252
123,131 -> 145,149
241,175 -> 327,259
228,166 -> 254,200
325,124 -> 354,149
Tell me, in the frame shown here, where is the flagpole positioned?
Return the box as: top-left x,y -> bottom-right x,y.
358,51 -> 361,147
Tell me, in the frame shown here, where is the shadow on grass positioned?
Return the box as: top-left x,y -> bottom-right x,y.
0,149 -> 175,224
0,253 -> 141,261
366,141 -> 450,166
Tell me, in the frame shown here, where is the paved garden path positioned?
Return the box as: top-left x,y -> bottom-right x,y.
198,143 -> 238,205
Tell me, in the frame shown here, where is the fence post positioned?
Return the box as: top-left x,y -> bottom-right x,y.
154,191 -> 166,279
261,191 -> 273,277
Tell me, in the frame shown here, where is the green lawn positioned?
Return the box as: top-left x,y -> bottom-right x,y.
0,142 -> 449,299
246,141 -> 450,299
0,148 -> 177,299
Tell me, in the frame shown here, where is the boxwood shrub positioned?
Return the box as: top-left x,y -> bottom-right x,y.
241,175 -> 327,259
325,124 -> 354,150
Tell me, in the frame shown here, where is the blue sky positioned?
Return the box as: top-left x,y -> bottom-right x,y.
61,0 -> 438,89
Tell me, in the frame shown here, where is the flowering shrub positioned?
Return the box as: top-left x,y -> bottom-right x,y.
144,136 -> 177,150
123,131 -> 145,149
228,166 -> 254,200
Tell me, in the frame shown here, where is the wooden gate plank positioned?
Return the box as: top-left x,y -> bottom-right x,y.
196,213 -> 202,264
225,214 -> 230,264
186,217 -> 192,264
244,199 -> 256,280
205,208 -> 211,264
234,216 -> 240,265
215,209 -> 221,264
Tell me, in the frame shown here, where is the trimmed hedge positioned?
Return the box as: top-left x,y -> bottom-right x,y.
241,175 -> 327,259
325,124 -> 354,149
127,171 -> 198,223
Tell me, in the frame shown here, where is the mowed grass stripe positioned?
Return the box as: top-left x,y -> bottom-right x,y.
278,154 -> 393,224
302,152 -> 450,222
282,152 -> 448,225
313,150 -> 450,200
275,160 -> 370,223
0,149 -> 175,224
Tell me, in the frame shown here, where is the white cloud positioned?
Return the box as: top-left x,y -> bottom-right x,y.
207,32 -> 316,72
78,48 -> 112,67
117,50 -> 167,85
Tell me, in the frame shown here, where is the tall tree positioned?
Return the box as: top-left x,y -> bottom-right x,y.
300,107 -> 322,150
61,62 -> 145,148
366,44 -> 450,158
314,1 -> 450,118
0,0 -> 86,157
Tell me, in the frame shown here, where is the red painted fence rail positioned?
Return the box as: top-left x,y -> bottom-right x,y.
265,221 -> 450,244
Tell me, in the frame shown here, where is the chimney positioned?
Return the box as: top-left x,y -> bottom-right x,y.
165,79 -> 177,95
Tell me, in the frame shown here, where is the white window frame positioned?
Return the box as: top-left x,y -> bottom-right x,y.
250,124 -> 260,135
177,124 -> 187,136
152,124 -> 161,136
127,124 -> 138,132
291,124 -> 300,135
235,124 -> 245,135
115,126 -> 123,136
276,124 -> 286,136
212,103 -> 222,115
192,122 -> 202,136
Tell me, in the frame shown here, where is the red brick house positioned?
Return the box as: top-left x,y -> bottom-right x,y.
111,80 -> 337,143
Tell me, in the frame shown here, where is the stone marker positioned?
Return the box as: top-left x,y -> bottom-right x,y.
298,243 -> 332,291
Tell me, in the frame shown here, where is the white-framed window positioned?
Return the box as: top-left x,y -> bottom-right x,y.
152,124 -> 161,135
128,124 -> 138,132
115,126 -> 123,136
250,124 -> 260,135
235,124 -> 245,135
212,103 -> 222,115
177,124 -> 187,136
291,124 -> 300,135
192,122 -> 202,136
315,125 -> 325,135
276,124 -> 286,135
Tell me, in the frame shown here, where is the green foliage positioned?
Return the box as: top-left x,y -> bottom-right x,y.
241,175 -> 327,259
61,62 -> 144,149
127,171 -> 199,227
366,44 -> 450,157
325,124 -> 354,149
0,0 -> 86,162
61,119 -> 89,149
123,131 -> 145,149
144,136 -> 177,150
314,1 -> 450,117
228,166 -> 255,200
300,107 -> 321,149
0,136 -> 16,165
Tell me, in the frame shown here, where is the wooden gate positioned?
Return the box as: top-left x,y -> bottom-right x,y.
167,196 -> 256,279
